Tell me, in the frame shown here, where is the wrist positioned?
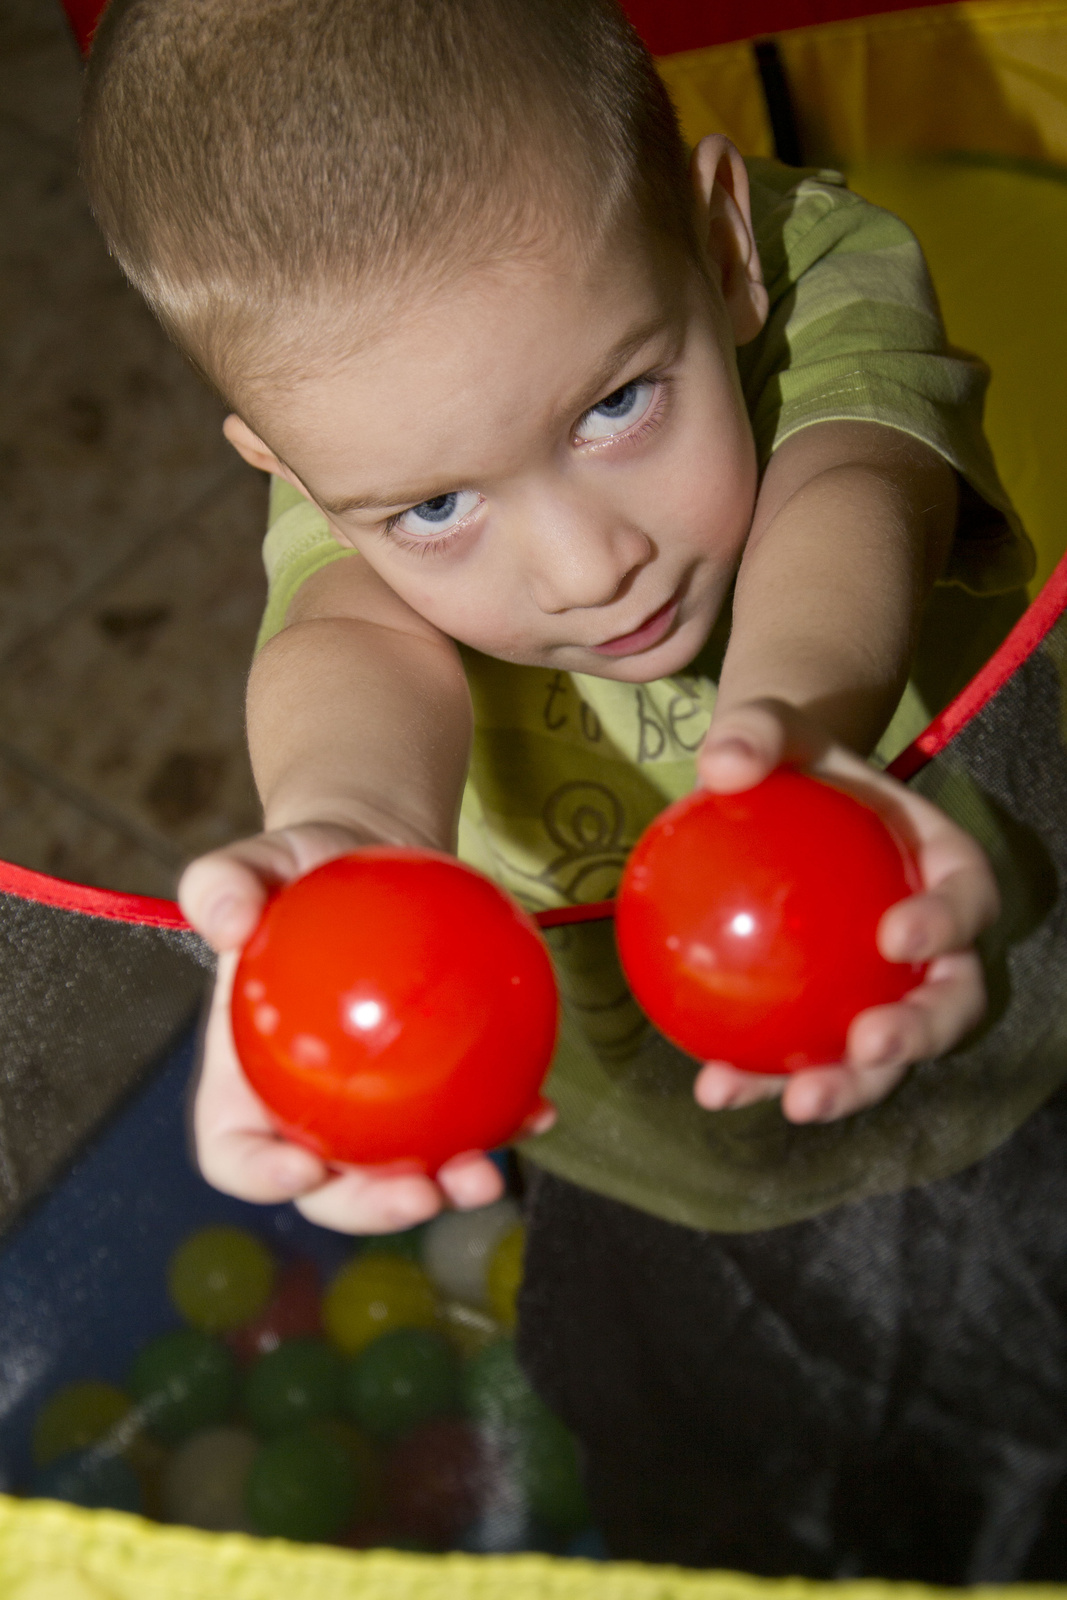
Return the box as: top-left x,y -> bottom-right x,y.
261,796 -> 452,854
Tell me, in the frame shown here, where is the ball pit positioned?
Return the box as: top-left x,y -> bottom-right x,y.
20,1210 -> 600,1555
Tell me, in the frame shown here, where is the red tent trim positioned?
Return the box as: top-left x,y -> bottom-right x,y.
0,862 -> 190,928
887,553 -> 1067,782
618,0 -> 949,56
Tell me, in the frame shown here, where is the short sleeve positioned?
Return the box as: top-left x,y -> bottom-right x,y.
737,160 -> 1035,596
256,476 -> 353,652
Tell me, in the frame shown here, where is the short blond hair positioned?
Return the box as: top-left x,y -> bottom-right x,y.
80,0 -> 694,406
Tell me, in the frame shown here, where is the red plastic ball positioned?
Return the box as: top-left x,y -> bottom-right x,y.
615,770 -> 922,1074
226,1257 -> 323,1364
384,1417 -> 489,1547
231,849 -> 558,1171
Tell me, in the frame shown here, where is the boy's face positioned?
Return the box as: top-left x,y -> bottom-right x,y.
233,166 -> 764,683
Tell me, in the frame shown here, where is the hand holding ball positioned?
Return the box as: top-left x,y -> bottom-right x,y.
229,773 -> 919,1168
616,770 -> 923,1074
230,850 -> 558,1172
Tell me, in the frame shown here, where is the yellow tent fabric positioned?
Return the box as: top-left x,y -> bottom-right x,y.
658,0 -> 1067,592
2,1495 -> 1067,1600
657,1 -> 1067,174
843,155 -> 1067,594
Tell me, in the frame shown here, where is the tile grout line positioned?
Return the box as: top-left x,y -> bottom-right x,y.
0,459 -> 251,674
0,735 -> 184,872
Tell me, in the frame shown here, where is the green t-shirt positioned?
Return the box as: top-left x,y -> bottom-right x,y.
256,163 -> 1037,1232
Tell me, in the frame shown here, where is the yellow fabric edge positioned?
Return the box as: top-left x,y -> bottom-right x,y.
3,1496 -> 1067,1600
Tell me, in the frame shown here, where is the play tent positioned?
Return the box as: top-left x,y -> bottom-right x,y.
1,0 -> 1066,1592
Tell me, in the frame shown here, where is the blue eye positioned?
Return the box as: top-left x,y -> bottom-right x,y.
576,378 -> 656,442
597,382 -> 641,417
395,489 -> 480,538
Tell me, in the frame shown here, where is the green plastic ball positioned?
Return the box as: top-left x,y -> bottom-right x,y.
344,1328 -> 459,1441
461,1339 -> 588,1534
129,1328 -> 238,1446
32,1381 -> 132,1467
461,1338 -> 542,1430
168,1225 -> 276,1333
521,1408 -> 590,1536
245,1422 -> 359,1542
244,1337 -> 344,1437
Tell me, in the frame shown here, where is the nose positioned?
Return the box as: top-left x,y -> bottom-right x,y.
523,491 -> 653,614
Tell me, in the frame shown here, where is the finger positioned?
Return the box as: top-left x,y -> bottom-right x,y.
698,696 -> 842,795
193,953 -> 332,1198
179,822 -> 367,950
879,866 -> 999,964
783,952 -> 987,1124
437,1153 -> 506,1209
781,1060 -> 908,1123
515,1096 -> 557,1138
850,950 -> 987,1069
697,703 -> 790,793
199,1125 -> 330,1203
294,1169 -> 444,1233
179,852 -> 274,950
694,1061 -> 789,1109
813,749 -> 1000,942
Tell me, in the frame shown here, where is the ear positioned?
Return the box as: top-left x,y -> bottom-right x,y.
222,413 -> 361,549
691,136 -> 769,346
222,412 -> 291,478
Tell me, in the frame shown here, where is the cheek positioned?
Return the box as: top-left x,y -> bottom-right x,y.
382,557 -> 534,656
646,410 -> 757,558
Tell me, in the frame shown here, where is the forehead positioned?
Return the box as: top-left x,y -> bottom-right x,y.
257,228 -> 696,504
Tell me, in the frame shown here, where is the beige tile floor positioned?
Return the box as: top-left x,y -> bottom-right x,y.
0,0 -> 268,897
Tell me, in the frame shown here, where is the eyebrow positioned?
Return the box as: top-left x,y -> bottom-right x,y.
317,312 -> 675,518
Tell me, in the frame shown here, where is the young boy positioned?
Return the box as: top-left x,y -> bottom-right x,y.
80,0 -> 1035,1575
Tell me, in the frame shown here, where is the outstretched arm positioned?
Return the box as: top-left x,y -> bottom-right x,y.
694,420 -> 1000,1123
704,418 -> 956,778
180,552 -> 548,1233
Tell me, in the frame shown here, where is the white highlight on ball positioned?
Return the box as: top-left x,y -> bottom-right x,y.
348,999 -> 384,1031
253,1003 -> 280,1036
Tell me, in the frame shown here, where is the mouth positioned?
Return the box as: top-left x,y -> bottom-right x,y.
589,593 -> 681,658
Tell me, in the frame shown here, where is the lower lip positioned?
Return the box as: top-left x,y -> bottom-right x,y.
591,596 -> 681,658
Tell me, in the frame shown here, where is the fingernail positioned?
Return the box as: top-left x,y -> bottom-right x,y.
522,1106 -> 556,1136
792,1089 -> 831,1123
385,1200 -> 431,1228
713,738 -> 755,762
696,1080 -> 733,1110
898,933 -> 932,963
208,895 -> 244,935
273,1151 -> 315,1191
871,1037 -> 905,1069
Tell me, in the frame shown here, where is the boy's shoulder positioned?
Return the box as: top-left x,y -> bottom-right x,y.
743,157 -> 912,296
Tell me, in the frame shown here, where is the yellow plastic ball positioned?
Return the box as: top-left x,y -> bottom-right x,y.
167,1225 -> 276,1333
322,1252 -> 438,1356
32,1381 -> 132,1467
487,1223 -> 525,1329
